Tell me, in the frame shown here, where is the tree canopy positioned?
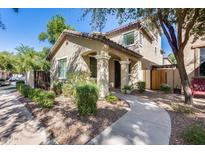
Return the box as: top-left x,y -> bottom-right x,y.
0,45 -> 50,74
38,15 -> 75,45
83,8 -> 205,104
168,53 -> 177,64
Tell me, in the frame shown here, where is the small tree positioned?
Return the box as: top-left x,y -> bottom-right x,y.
38,15 -> 75,45
83,8 -> 205,105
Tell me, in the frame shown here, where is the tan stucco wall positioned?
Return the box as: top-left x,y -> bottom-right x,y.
183,36 -> 205,80
108,28 -> 163,68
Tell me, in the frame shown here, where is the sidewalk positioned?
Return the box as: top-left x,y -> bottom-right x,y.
88,92 -> 171,145
0,86 -> 54,144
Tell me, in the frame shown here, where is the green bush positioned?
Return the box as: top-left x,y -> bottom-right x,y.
181,124 -> 205,144
62,83 -> 72,97
52,80 -> 63,95
65,71 -> 95,97
160,83 -> 171,93
106,93 -> 118,104
137,81 -> 146,93
16,82 -> 55,108
16,80 -> 25,90
75,83 -> 99,116
122,85 -> 132,94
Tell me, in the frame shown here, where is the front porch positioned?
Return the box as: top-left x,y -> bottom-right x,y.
82,49 -> 143,98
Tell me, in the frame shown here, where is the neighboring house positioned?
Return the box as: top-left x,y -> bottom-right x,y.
183,36 -> 205,80
47,20 -> 163,98
0,70 -> 10,80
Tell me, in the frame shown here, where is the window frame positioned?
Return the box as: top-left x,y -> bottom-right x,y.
199,48 -> 205,77
57,57 -> 67,80
122,30 -> 135,47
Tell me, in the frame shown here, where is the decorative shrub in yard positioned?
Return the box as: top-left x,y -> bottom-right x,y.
181,124 -> 205,144
106,93 -> 118,104
63,71 -> 95,97
122,85 -> 132,94
160,83 -> 171,93
16,82 -> 55,108
53,80 -> 63,95
137,81 -> 146,93
75,83 -> 99,116
62,83 -> 72,97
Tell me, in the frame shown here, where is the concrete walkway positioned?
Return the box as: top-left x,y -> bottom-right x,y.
0,85 -> 54,145
88,92 -> 171,145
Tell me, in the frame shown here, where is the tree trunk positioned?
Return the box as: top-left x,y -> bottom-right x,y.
175,52 -> 193,105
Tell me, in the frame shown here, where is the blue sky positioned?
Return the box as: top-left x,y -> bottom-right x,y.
0,8 -> 171,55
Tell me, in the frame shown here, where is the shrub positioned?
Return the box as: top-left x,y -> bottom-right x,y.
52,80 -> 63,95
65,71 -> 95,97
181,124 -> 205,144
16,82 -> 55,108
137,81 -> 146,93
160,83 -> 171,93
75,83 -> 99,116
122,85 -> 132,94
106,93 -> 118,104
62,83 -> 72,97
16,80 -> 25,90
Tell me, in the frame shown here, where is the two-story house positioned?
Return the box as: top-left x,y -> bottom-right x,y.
47,20 -> 163,98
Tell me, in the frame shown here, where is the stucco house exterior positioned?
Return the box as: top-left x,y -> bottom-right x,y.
46,20 -> 163,97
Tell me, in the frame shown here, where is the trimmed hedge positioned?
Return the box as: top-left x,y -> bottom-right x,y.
75,83 -> 99,116
137,81 -> 146,93
16,82 -> 55,108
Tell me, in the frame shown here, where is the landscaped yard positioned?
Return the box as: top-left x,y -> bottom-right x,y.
18,93 -> 129,144
132,90 -> 205,145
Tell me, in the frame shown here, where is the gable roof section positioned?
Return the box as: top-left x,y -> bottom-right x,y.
47,30 -> 142,60
105,20 -> 155,41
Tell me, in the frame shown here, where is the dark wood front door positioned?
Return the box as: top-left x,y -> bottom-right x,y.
115,61 -> 121,88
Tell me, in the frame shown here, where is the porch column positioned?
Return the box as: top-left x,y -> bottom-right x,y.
120,60 -> 130,89
95,51 -> 111,98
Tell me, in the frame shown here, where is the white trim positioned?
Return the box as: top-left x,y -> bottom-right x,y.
57,57 -> 68,79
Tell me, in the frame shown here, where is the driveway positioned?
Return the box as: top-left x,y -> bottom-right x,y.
0,85 -> 54,144
88,92 -> 171,145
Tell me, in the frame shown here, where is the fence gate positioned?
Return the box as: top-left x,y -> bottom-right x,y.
151,70 -> 167,90
34,71 -> 50,90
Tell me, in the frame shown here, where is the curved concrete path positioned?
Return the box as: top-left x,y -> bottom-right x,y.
0,85 -> 55,145
88,92 -> 171,145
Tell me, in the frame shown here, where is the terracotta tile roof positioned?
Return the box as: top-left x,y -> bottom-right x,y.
106,20 -> 141,36
47,30 -> 142,60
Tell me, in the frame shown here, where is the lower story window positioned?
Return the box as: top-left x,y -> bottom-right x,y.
58,58 -> 67,79
200,48 -> 205,76
90,57 -> 97,78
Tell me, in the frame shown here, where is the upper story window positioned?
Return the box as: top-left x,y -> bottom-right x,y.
200,48 -> 205,76
123,31 -> 135,46
58,58 -> 67,79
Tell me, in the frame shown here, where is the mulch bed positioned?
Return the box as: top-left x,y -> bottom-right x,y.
18,95 -> 129,145
132,90 -> 205,145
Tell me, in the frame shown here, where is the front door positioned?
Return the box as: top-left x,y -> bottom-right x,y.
115,61 -> 121,88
